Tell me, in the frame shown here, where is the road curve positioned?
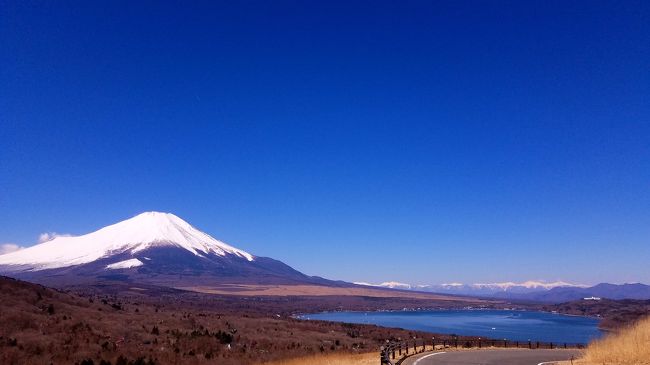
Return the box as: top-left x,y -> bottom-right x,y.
402,348 -> 580,365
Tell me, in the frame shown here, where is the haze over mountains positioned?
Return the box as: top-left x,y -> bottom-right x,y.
355,280 -> 650,303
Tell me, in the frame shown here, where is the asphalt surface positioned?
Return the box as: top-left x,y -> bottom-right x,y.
402,349 -> 580,365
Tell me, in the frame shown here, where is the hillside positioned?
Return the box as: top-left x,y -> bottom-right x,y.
512,283 -> 650,303
544,298 -> 650,330
0,276 -> 487,365
578,315 -> 650,365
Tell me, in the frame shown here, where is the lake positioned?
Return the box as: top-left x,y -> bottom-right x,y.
299,310 -> 602,344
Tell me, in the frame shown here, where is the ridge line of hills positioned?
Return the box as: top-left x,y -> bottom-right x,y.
356,281 -> 650,303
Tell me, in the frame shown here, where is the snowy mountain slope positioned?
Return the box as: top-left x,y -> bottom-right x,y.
438,280 -> 586,294
356,280 -> 585,295
0,212 -> 253,271
469,280 -> 583,291
0,212 -> 344,289
106,258 -> 144,270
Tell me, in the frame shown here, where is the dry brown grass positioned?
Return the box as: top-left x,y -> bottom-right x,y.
578,315 -> 650,365
176,284 -> 491,301
259,351 -> 378,365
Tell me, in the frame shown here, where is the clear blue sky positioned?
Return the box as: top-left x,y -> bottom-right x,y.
1,1 -> 649,285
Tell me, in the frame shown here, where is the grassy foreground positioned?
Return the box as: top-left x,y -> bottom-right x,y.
263,315 -> 650,365
260,352 -> 378,365
578,315 -> 650,365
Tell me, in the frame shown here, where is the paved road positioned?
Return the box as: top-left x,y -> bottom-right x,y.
402,349 -> 580,365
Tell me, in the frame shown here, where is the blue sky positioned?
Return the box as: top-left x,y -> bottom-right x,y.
1,1 -> 649,285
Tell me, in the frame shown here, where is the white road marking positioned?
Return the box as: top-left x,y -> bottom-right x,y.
413,352 -> 447,365
537,362 -> 560,365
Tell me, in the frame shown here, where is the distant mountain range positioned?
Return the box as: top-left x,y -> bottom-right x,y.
2,212 -> 647,305
354,280 -> 585,294
355,280 -> 650,303
508,283 -> 650,303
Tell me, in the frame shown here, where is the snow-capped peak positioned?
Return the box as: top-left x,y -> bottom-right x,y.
354,281 -> 412,290
470,280 -> 585,291
354,279 -> 587,294
0,211 -> 254,270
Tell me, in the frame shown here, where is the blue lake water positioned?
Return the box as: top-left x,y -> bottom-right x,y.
299,310 -> 602,344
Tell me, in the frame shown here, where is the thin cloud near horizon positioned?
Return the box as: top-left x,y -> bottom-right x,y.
0,243 -> 24,255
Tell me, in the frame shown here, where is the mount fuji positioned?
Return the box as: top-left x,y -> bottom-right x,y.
0,212 -> 337,288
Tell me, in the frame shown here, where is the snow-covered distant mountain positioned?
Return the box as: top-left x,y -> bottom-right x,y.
356,280 -> 586,296
471,280 -> 583,291
356,279 -> 650,302
432,281 -> 587,294
353,281 -> 412,290
0,212 -> 339,288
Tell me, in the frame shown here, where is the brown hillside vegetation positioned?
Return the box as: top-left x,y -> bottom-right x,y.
0,277 -> 475,365
177,284 -> 481,299
578,315 -> 650,365
546,299 -> 650,331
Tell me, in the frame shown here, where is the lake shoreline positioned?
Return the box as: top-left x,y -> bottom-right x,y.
297,308 -> 602,344
295,306 -> 601,321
